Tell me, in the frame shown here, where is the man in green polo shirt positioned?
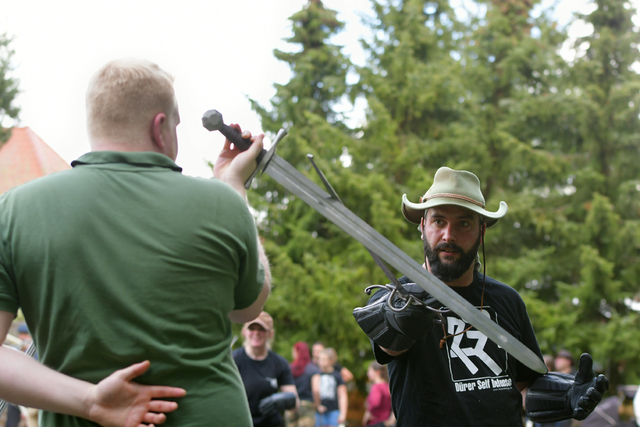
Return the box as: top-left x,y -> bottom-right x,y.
0,58 -> 271,426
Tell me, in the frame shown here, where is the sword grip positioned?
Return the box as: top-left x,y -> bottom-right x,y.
218,124 -> 266,165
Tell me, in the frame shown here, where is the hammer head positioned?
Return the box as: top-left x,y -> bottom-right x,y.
202,109 -> 223,131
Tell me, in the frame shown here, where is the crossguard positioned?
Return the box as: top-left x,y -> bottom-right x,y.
243,128 -> 288,189
364,284 -> 449,322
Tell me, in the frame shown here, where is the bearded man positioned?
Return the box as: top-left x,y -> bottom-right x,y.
353,167 -> 608,427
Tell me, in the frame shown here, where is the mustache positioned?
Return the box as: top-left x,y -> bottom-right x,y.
434,243 -> 464,253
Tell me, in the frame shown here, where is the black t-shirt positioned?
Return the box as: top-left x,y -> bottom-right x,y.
294,363 -> 320,401
233,348 -> 295,427
315,370 -> 344,412
370,272 -> 543,427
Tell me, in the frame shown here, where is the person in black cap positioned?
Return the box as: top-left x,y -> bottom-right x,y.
234,311 -> 299,427
353,167 -> 609,426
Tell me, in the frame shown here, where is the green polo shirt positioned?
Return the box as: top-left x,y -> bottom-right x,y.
0,151 -> 264,426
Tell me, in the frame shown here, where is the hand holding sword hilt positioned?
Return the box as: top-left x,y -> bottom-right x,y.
353,283 -> 444,352
202,109 -> 288,188
202,109 -> 266,164
364,283 -> 449,321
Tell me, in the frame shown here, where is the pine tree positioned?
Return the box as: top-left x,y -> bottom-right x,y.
471,0 -> 640,386
356,0 -> 466,191
545,0 -> 640,386
0,33 -> 20,144
248,0 -> 374,369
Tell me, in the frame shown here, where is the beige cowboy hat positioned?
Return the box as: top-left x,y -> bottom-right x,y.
402,167 -> 508,228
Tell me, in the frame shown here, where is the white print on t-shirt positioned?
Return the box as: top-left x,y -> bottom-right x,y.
443,306 -> 512,392
448,316 -> 502,376
454,377 -> 513,393
319,373 -> 337,400
266,377 -> 278,389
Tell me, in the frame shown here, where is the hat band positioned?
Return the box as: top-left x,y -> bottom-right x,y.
423,193 -> 485,208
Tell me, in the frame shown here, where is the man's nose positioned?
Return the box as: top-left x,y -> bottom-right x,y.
442,224 -> 456,242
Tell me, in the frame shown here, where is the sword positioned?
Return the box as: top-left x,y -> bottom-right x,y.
202,110 -> 548,374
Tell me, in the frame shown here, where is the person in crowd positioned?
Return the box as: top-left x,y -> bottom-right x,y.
4,403 -> 21,427
16,324 -> 31,353
312,348 -> 348,427
353,166 -> 608,426
234,311 -> 299,427
0,57 -> 271,426
312,342 -> 324,367
287,342 -> 320,427
554,350 -> 575,375
311,342 -> 354,384
362,362 -> 394,427
533,350 -> 576,427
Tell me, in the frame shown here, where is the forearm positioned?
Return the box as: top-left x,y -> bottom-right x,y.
311,377 -> 321,409
385,411 -> 396,426
0,346 -> 91,419
362,410 -> 371,426
312,392 -> 321,409
338,385 -> 348,418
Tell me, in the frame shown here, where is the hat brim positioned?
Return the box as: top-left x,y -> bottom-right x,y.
402,194 -> 508,228
246,319 -> 272,331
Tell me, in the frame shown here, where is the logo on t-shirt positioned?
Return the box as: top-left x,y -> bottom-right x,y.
266,377 -> 278,390
319,373 -> 337,400
443,306 -> 513,393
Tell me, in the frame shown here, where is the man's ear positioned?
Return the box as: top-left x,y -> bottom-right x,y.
151,112 -> 167,151
420,217 -> 425,240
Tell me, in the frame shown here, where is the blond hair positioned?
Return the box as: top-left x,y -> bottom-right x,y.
86,58 -> 176,144
322,347 -> 337,364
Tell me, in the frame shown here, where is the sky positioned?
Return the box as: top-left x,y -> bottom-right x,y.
0,0 -> 637,178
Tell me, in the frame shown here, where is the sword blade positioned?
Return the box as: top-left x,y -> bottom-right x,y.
265,154 -> 547,374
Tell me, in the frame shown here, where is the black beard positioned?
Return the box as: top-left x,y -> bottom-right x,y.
424,235 -> 481,282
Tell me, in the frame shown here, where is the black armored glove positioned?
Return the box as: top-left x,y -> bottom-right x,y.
526,353 -> 609,423
353,283 -> 439,353
258,392 -> 296,416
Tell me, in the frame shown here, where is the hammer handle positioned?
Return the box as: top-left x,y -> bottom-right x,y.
219,124 -> 266,164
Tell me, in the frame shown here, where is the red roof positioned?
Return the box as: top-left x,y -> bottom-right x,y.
0,127 -> 71,194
